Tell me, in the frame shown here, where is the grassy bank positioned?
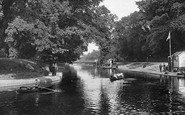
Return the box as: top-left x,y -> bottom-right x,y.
118,62 -> 168,73
117,62 -> 185,78
0,58 -> 44,79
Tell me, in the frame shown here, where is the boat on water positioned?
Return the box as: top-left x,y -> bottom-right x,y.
16,86 -> 41,93
0,72 -> 62,92
110,73 -> 124,81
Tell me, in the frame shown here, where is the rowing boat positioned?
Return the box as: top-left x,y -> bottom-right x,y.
110,73 -> 124,81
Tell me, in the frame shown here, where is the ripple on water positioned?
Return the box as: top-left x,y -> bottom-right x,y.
1,64 -> 185,115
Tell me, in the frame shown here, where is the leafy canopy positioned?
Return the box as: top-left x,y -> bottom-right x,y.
0,0 -> 111,63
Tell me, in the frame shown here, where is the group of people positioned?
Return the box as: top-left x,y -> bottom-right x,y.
159,63 -> 168,72
44,62 -> 58,76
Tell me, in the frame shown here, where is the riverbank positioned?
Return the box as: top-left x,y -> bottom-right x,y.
118,62 -> 185,78
0,58 -> 45,80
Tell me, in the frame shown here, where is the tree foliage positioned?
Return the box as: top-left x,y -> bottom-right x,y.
114,0 -> 185,61
3,0 -> 185,63
90,5 -> 117,64
0,0 -> 107,63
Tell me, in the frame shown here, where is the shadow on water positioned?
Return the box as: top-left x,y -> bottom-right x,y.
60,63 -> 78,85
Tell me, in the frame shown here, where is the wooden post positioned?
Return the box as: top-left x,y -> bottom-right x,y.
168,31 -> 172,72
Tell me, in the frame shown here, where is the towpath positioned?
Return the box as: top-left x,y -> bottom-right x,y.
117,62 -> 185,78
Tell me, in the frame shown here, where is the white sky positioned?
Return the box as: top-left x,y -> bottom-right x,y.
83,43 -> 98,55
83,0 -> 140,55
101,0 -> 140,20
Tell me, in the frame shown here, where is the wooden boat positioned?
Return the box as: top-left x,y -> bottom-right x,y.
16,86 -> 41,93
0,72 -> 62,92
110,73 -> 124,81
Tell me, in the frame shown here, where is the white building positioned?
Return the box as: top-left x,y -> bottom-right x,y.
172,51 -> 185,70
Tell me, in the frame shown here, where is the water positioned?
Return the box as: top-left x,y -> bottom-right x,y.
1,64 -> 185,115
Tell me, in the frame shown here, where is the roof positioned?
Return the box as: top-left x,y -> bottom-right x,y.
173,51 -> 185,57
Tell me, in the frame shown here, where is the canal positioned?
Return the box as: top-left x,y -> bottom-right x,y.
1,64 -> 185,115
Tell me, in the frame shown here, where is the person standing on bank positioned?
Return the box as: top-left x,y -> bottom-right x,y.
163,64 -> 166,72
53,62 -> 58,76
49,62 -> 55,76
159,64 -> 162,72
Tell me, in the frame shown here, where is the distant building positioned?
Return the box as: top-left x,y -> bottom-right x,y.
172,51 -> 185,70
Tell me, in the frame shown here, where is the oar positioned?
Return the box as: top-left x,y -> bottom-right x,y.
37,86 -> 60,92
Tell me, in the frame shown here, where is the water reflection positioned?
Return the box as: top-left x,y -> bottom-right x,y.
1,64 -> 185,114
73,64 -> 125,114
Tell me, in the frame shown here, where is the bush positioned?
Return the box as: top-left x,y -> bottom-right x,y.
61,63 -> 77,84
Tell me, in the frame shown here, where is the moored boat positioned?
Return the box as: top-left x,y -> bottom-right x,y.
110,73 -> 124,81
16,86 -> 41,93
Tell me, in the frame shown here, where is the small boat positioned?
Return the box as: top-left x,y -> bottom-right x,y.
16,86 -> 41,93
16,75 -> 62,93
110,73 -> 124,81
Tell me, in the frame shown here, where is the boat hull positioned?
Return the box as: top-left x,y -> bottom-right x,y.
110,73 -> 124,81
16,86 -> 41,93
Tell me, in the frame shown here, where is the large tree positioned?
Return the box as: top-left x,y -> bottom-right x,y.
136,0 -> 185,57
114,11 -> 148,61
0,0 -> 105,63
114,0 -> 185,61
91,5 -> 117,64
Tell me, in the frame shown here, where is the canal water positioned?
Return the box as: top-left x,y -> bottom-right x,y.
1,64 -> 185,115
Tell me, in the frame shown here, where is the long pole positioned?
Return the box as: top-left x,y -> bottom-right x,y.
169,33 -> 171,57
169,32 -> 172,72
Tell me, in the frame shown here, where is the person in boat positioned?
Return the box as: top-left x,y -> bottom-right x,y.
17,78 -> 41,93
112,73 -> 124,79
34,78 -> 40,89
